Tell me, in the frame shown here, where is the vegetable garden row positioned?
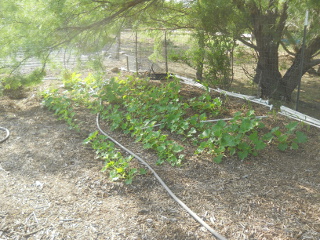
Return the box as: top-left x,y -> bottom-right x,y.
42,73 -> 308,183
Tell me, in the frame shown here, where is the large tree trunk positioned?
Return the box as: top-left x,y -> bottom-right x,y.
281,36 -> 320,100
256,46 -> 320,100
250,1 -> 288,99
236,1 -> 320,101
254,45 -> 283,99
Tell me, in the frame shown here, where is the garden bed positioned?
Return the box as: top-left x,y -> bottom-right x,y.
0,69 -> 319,239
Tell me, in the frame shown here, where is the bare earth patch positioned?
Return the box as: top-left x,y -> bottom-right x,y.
0,75 -> 319,240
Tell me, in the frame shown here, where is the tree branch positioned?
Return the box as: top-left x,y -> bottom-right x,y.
235,37 -> 257,50
280,41 -> 296,56
307,59 -> 320,69
58,0 -> 153,32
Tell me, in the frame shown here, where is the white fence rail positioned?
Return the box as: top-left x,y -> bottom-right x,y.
279,106 -> 320,129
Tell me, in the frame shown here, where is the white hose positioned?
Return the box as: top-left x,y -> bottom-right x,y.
0,127 -> 10,143
96,113 -> 227,240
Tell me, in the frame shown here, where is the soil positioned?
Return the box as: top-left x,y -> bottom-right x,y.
1,62 -> 320,240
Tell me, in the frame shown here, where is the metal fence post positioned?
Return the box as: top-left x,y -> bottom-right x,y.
296,10 -> 309,111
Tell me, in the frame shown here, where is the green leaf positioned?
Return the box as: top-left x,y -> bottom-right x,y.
220,133 -> 236,147
116,167 -> 124,173
128,168 -> 138,175
237,151 -> 248,160
262,132 -> 273,142
109,170 -> 119,181
291,142 -> 299,150
233,111 -> 242,119
271,126 -> 280,133
199,129 -> 211,139
254,140 -> 266,150
285,121 -> 299,132
139,168 -> 147,175
172,144 -> 184,153
83,131 -> 99,144
195,141 -> 208,154
278,135 -> 288,143
295,131 -> 307,143
249,132 -> 258,141
125,178 -> 133,184
187,127 -> 197,137
213,154 -> 223,163
278,142 -> 288,151
240,118 -> 252,132
211,120 -> 226,137
157,145 -> 166,152
199,113 -> 207,121
143,143 -> 152,149
229,147 -> 236,155
238,142 -> 251,151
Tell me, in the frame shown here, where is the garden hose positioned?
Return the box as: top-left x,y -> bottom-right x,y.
96,113 -> 227,240
0,127 -> 10,143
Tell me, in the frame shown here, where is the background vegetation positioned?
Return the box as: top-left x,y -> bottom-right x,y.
1,0 -> 320,101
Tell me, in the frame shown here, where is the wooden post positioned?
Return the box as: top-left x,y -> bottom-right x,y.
164,30 -> 168,73
135,31 -> 138,74
126,56 -> 129,71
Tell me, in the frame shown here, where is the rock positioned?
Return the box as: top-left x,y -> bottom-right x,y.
111,67 -> 120,73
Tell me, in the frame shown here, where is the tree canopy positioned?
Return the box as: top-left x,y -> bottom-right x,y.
1,0 -> 320,100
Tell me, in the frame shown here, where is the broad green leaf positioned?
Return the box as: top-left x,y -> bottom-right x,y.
200,129 -> 211,139
254,140 -> 266,150
229,147 -> 236,155
125,178 -> 133,184
139,168 -> 147,175
157,145 -> 166,152
143,143 -> 152,149
278,135 -> 288,143
240,118 -> 252,132
291,142 -> 299,150
172,144 -> 184,153
187,127 -> 197,137
237,151 -> 248,160
285,121 -> 299,132
220,133 -> 236,147
262,132 -> 273,142
213,154 -> 223,163
295,131 -> 307,143
278,143 -> 288,151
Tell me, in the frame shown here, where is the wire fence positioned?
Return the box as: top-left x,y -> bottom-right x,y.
111,29 -> 262,90
4,28 -> 318,118
107,28 -> 320,119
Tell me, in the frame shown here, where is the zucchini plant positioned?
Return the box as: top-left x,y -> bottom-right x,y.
41,73 -> 308,183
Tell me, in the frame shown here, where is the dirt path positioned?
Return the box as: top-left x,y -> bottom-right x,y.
0,78 -> 320,240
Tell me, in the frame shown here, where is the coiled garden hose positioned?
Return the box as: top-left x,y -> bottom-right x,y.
96,113 -> 227,240
0,127 -> 10,143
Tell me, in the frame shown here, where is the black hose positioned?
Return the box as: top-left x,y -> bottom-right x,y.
0,127 -> 10,143
96,113 -> 227,240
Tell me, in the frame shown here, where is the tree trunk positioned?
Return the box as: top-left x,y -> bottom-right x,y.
237,1 -> 320,101
253,45 -> 283,99
281,37 -> 320,100
250,1 -> 288,99
280,51 -> 305,100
